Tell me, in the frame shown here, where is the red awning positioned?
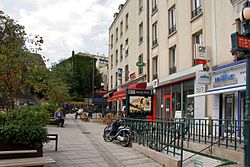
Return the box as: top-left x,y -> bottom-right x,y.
107,83 -> 146,102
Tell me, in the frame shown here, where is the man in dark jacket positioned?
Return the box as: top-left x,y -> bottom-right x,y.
54,107 -> 65,127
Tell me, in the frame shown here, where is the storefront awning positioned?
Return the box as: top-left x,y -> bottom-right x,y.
187,84 -> 246,98
107,83 -> 146,102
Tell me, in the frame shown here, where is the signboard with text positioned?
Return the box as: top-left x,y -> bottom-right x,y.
212,63 -> 246,88
231,32 -> 250,53
126,89 -> 153,118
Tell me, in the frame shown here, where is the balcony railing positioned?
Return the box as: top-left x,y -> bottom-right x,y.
169,25 -> 176,35
152,39 -> 158,46
139,36 -> 143,43
191,5 -> 202,18
169,66 -> 176,74
152,6 -> 157,14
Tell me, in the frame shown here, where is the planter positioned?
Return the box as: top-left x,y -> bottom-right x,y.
0,141 -> 43,159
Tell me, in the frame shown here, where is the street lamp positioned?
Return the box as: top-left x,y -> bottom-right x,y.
239,1 -> 250,166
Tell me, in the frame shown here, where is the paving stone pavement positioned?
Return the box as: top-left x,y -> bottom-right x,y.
44,114 -> 162,167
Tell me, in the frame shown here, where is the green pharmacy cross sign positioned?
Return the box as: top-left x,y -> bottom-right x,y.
136,61 -> 145,67
231,32 -> 250,53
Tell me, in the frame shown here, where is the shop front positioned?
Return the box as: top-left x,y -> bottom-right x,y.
148,64 -> 205,120
210,61 -> 246,122
188,60 -> 246,136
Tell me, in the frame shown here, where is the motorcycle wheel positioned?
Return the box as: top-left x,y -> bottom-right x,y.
103,130 -> 113,142
120,132 -> 131,147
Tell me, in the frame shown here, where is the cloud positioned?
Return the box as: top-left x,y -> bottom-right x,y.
0,0 -> 126,67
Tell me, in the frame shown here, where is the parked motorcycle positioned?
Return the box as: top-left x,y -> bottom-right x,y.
103,119 -> 132,147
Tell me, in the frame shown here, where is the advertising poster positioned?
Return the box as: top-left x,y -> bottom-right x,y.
129,96 -> 152,115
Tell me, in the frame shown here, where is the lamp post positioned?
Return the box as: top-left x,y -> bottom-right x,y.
239,1 -> 250,166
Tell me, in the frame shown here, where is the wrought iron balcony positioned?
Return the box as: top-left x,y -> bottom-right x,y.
169,66 -> 176,74
169,25 -> 176,35
152,39 -> 158,46
191,6 -> 202,18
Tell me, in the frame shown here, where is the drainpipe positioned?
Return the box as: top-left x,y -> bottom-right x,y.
146,0 -> 150,82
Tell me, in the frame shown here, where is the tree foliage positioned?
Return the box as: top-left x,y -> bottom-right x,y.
0,10 -> 69,109
52,54 -> 103,100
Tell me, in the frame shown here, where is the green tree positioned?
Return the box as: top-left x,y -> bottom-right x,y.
52,54 -> 103,100
0,10 -> 69,109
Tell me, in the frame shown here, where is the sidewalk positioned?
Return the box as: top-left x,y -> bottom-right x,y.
44,114 -> 161,167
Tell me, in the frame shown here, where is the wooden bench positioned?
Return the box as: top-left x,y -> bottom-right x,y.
0,156 -> 56,167
47,134 -> 58,151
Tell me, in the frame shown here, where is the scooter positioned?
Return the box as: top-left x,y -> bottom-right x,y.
103,119 -> 132,147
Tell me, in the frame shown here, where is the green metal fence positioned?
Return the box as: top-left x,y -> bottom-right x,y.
121,118 -> 185,166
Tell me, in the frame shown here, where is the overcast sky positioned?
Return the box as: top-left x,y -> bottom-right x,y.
0,0 -> 126,67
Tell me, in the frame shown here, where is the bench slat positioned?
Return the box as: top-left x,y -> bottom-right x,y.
0,150 -> 37,155
0,156 -> 56,167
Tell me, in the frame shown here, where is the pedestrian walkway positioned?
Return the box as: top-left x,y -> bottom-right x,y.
44,114 -> 161,167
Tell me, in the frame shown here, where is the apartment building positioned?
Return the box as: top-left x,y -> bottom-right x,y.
107,0 -> 149,111
108,0 -> 247,121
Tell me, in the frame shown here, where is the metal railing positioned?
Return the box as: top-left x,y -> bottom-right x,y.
120,117 -> 246,166
169,25 -> 176,35
191,6 -> 202,18
121,118 -> 185,165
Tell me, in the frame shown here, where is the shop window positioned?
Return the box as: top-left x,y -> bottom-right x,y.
172,83 -> 181,119
183,79 -> 194,118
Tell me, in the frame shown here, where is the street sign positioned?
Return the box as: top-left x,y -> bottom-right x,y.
231,32 -> 250,53
136,61 -> 145,67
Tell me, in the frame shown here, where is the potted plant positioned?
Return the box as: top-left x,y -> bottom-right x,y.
0,106 -> 49,159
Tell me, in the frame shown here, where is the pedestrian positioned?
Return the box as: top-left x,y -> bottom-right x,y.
54,107 -> 65,127
75,107 -> 83,119
122,105 -> 126,117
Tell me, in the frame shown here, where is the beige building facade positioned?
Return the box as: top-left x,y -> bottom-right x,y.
108,0 -> 247,120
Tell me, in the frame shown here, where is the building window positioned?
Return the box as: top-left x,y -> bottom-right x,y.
111,54 -> 113,69
125,13 -> 129,31
125,64 -> 129,81
139,0 -> 143,13
169,5 -> 176,35
115,49 -> 118,65
115,72 -> 118,87
169,46 -> 177,74
152,56 -> 158,79
139,22 -> 143,44
111,75 -> 113,89
110,34 -> 113,49
191,0 -> 202,18
138,54 -> 143,75
120,21 -> 123,37
125,38 -> 129,57
115,28 -> 118,43
152,0 -> 158,13
120,44 -> 123,61
192,31 -> 203,66
152,21 -> 158,46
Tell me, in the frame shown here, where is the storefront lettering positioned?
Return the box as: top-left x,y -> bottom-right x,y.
213,73 -> 238,88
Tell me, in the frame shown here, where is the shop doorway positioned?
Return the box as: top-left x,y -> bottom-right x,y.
163,96 -> 172,120
224,94 -> 235,120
